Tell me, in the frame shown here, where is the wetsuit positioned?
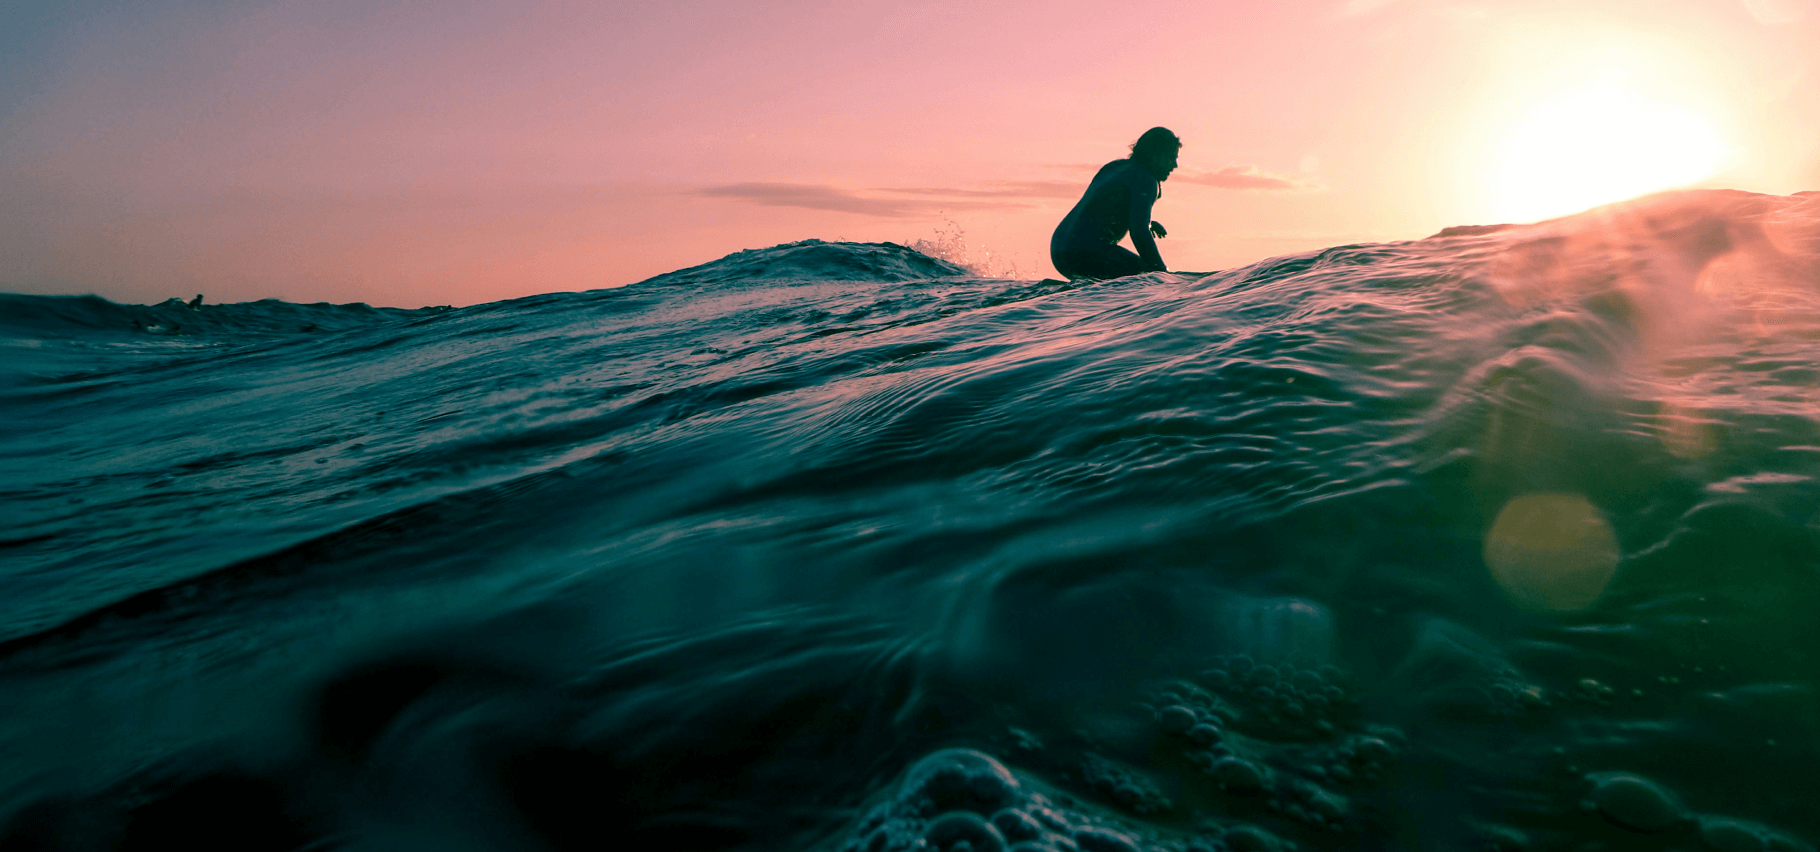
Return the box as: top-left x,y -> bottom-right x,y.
1050,159 -> 1164,280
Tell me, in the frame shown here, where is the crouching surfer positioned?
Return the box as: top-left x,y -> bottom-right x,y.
1050,127 -> 1181,280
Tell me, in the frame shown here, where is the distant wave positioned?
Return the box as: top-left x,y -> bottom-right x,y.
634,238 -> 972,287
0,293 -> 448,339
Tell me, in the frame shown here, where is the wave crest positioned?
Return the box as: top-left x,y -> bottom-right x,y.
632,239 -> 970,287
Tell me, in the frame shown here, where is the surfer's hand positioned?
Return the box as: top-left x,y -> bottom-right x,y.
1149,221 -> 1167,238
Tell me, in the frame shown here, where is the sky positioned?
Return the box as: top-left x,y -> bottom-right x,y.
1,0 -> 1816,308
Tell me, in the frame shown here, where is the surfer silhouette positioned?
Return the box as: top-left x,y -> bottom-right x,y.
188,294 -> 203,310
1051,127 -> 1180,280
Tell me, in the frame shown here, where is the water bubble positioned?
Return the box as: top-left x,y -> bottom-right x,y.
1187,723 -> 1222,745
1700,817 -> 1767,852
1158,705 -> 1197,734
1590,773 -> 1685,833
1223,825 -> 1278,852
1353,737 -> 1394,764
1765,830 -> 1816,852
926,812 -> 1007,852
1028,804 -> 1071,834
991,809 -> 1043,842
1292,670 -> 1325,692
1477,824 -> 1530,852
1072,827 -> 1140,852
903,749 -> 1022,816
1211,757 -> 1266,793
1308,791 -> 1346,821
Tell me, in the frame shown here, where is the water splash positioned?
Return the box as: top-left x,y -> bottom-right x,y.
904,218 -> 1024,278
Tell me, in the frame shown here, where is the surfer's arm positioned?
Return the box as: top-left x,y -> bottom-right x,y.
1126,176 -> 1166,272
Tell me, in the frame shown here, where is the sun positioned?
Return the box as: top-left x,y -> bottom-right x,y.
1490,77 -> 1727,224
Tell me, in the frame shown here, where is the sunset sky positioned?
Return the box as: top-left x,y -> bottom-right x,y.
2,0 -> 1816,308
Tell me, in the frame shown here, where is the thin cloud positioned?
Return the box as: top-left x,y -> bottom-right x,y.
879,180 -> 1078,199
1173,165 -> 1323,192
700,183 -> 922,217
698,181 -> 1061,217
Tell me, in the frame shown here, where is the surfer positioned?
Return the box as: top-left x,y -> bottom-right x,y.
1050,127 -> 1180,280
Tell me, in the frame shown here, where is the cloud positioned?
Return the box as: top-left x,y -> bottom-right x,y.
698,181 -> 1067,217
699,183 -> 923,217
698,169 -> 1320,219
879,180 -> 1079,199
1172,165 -> 1323,192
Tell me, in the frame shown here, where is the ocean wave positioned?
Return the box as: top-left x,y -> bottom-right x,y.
633,238 -> 973,287
0,293 -> 450,341
2,189 -> 1818,851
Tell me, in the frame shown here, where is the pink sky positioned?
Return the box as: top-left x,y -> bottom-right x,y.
2,0 -> 1816,307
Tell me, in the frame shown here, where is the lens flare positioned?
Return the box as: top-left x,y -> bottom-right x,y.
1484,493 -> 1620,612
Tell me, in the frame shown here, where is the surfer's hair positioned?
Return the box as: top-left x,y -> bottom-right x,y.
1130,127 -> 1182,160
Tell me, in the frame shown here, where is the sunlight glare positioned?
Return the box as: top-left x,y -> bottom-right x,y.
1492,78 -> 1727,224
1484,493 -> 1620,612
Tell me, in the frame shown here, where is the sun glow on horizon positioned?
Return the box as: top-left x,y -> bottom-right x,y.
1490,77 -> 1729,224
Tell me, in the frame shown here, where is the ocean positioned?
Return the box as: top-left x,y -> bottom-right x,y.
2,188 -> 1817,852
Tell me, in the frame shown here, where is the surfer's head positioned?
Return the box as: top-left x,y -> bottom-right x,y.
1130,127 -> 1181,181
